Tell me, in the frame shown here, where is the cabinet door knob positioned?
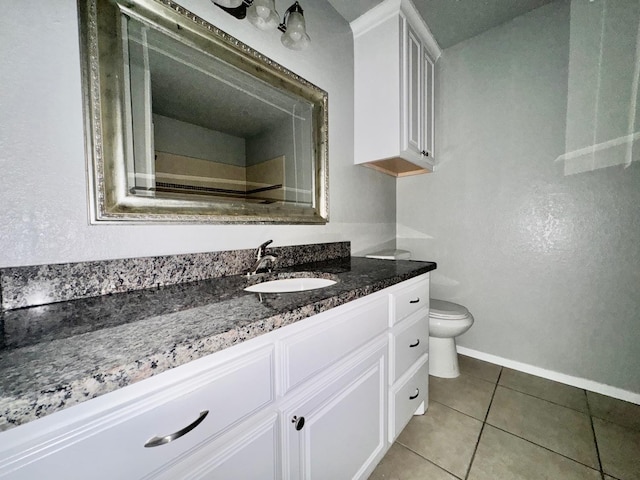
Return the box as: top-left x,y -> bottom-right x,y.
292,415 -> 306,431
144,410 -> 209,448
409,339 -> 420,348
409,298 -> 420,304
421,150 -> 429,157
409,388 -> 420,400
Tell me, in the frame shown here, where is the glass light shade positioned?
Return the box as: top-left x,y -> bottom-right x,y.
247,0 -> 279,30
281,11 -> 310,50
213,0 -> 244,8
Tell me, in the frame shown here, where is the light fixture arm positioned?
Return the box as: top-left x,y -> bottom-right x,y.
213,0 -> 310,50
212,0 -> 254,19
278,1 -> 304,33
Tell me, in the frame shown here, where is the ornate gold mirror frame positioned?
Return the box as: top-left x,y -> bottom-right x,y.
78,0 -> 328,223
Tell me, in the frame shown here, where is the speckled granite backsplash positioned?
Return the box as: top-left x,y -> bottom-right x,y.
0,242 -> 350,311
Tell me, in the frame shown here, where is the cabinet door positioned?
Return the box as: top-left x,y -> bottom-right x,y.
281,344 -> 387,480
423,51 -> 435,158
405,25 -> 423,155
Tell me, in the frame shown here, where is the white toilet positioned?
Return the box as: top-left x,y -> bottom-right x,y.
428,299 -> 474,378
364,249 -> 474,378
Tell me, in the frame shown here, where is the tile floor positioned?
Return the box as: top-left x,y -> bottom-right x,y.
369,355 -> 640,480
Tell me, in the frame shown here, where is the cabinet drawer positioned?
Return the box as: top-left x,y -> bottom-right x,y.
391,275 -> 429,325
2,347 -> 275,480
153,412 -> 279,480
280,295 -> 388,394
389,355 -> 429,442
391,311 -> 429,383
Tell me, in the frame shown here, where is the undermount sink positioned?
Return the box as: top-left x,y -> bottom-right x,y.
244,277 -> 337,293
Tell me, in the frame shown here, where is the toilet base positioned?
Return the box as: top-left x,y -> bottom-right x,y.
428,337 -> 461,378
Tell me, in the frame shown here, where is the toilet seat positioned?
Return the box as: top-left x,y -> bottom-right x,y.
429,299 -> 470,319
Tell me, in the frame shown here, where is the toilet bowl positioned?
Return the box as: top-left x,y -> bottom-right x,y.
428,299 -> 474,378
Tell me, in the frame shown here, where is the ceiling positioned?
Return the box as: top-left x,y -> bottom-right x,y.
327,0 -> 556,49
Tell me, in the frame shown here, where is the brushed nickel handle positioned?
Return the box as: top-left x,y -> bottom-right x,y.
409,339 -> 420,348
409,298 -> 420,304
409,388 -> 420,400
144,410 -> 209,448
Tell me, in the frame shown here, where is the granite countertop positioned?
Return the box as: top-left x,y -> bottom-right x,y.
0,257 -> 436,431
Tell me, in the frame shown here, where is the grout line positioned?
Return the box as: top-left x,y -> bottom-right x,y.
429,398 -> 485,423
486,423 -> 603,473
395,441 -> 464,479
462,367 -> 503,480
497,382 -> 590,415
585,389 -> 606,479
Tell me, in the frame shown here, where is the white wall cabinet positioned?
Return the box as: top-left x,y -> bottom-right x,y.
0,274 -> 430,480
353,0 -> 441,177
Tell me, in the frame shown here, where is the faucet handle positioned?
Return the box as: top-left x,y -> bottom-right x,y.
256,239 -> 273,259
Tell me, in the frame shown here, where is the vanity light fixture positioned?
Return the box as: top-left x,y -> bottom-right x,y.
212,0 -> 310,50
278,2 -> 310,50
247,0 -> 280,31
213,0 -> 244,10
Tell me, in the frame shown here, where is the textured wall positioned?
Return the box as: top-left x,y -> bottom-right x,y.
397,1 -> 640,394
0,0 -> 396,267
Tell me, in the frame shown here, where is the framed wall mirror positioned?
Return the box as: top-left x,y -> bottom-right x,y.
78,0 -> 328,223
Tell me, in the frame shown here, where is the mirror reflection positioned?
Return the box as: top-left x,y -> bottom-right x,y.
126,16 -> 314,206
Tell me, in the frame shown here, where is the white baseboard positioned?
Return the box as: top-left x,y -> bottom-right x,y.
457,346 -> 640,406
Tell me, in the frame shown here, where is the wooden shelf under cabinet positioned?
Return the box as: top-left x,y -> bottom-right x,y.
360,157 -> 431,177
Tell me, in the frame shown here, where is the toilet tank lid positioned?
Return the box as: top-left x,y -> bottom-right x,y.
365,249 -> 411,260
430,299 -> 470,318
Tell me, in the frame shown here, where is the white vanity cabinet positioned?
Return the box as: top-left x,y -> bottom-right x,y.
0,273 -> 431,480
352,0 -> 441,177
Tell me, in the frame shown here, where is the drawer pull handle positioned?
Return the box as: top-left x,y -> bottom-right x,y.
144,410 -> 209,448
409,388 -> 420,400
409,298 -> 420,304
409,339 -> 420,348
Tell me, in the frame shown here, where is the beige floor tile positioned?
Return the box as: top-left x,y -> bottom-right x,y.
458,355 -> 502,383
430,373 -> 496,420
368,443 -> 458,480
486,386 -> 599,468
397,401 -> 482,478
499,368 -> 588,412
467,425 -> 601,480
588,391 -> 640,432
593,417 -> 640,480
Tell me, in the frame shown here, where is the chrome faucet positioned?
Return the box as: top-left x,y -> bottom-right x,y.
256,239 -> 273,260
249,240 -> 278,275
